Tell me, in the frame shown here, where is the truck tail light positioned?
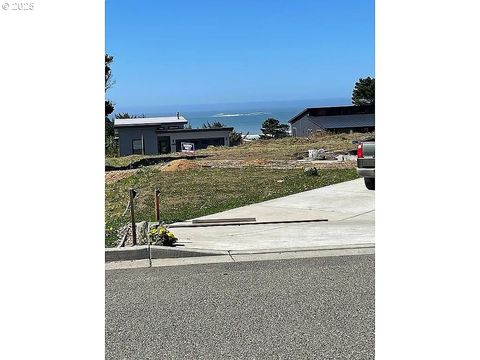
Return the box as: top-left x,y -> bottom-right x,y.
357,143 -> 363,158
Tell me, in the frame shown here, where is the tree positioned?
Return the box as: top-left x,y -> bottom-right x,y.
105,117 -> 115,138
105,54 -> 115,136
105,101 -> 115,137
260,118 -> 289,139
202,121 -> 224,128
114,113 -> 145,119
105,54 -> 114,92
105,54 -> 115,118
105,54 -> 117,154
352,77 -> 375,105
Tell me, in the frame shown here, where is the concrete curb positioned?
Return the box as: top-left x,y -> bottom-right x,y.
105,245 -> 222,262
105,243 -> 375,270
227,243 -> 374,255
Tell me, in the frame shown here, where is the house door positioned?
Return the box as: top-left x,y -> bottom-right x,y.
158,136 -> 171,154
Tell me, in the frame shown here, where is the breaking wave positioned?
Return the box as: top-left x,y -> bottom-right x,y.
211,111 -> 270,118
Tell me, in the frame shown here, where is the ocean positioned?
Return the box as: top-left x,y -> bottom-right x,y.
180,108 -> 301,135
115,98 -> 350,135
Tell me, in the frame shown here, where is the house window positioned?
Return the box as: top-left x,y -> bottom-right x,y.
292,127 -> 297,137
307,129 -> 313,136
132,139 -> 144,155
175,137 -> 225,151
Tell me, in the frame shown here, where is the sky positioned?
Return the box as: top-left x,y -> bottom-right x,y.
106,0 -> 374,111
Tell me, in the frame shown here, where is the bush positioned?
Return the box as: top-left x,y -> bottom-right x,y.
105,136 -> 118,157
304,167 -> 318,176
147,225 -> 177,246
229,130 -> 243,146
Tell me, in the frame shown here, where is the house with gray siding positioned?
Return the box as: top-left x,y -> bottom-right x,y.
288,105 -> 374,137
114,115 -> 233,156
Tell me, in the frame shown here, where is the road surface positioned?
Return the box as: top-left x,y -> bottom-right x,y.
106,254 -> 374,359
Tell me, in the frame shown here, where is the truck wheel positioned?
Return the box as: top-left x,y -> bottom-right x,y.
364,177 -> 375,190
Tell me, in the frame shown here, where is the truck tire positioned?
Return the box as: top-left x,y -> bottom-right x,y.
364,177 -> 375,190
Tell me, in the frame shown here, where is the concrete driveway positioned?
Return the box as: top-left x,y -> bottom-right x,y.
170,178 -> 374,253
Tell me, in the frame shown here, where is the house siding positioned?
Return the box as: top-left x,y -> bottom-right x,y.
117,126 -> 158,156
116,126 -> 231,156
291,113 -> 375,137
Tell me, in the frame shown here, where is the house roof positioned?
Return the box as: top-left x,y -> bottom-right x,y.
156,127 -> 234,134
114,116 -> 188,127
307,115 -> 375,129
288,105 -> 374,124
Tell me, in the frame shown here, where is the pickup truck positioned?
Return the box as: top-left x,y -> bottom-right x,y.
356,139 -> 375,190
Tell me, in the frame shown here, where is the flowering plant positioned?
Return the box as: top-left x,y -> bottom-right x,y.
147,225 -> 177,246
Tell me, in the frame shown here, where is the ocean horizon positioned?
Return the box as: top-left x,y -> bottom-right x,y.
112,98 -> 351,134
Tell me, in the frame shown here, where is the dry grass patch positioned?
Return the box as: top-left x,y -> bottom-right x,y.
105,132 -> 373,168
193,132 -> 372,161
105,169 -> 137,183
160,159 -> 202,172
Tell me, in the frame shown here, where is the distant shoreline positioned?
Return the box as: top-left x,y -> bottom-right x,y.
110,98 -> 350,134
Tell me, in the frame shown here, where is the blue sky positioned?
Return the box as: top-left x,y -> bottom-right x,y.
106,0 -> 374,110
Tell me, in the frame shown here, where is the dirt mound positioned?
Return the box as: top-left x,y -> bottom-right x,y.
161,159 -> 202,172
105,169 -> 136,183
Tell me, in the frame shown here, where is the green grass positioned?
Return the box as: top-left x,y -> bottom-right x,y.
105,166 -> 359,247
105,154 -> 169,168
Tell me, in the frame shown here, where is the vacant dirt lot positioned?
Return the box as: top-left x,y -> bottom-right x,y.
105,132 -> 370,183
105,132 -> 372,168
104,133 -> 370,246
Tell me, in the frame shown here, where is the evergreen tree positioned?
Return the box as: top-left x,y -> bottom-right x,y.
260,118 -> 289,139
105,54 -> 115,137
352,77 -> 375,105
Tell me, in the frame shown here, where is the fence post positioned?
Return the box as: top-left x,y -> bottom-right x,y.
154,188 -> 161,222
129,188 -> 137,246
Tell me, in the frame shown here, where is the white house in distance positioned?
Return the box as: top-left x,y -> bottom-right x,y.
114,114 -> 233,156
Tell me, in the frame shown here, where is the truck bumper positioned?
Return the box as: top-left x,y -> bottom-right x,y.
356,168 -> 375,178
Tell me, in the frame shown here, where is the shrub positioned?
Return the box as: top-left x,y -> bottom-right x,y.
229,130 -> 243,146
105,136 -> 118,157
304,167 -> 318,176
147,225 -> 177,246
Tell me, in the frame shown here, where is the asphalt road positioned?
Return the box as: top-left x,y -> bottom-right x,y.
106,255 -> 375,359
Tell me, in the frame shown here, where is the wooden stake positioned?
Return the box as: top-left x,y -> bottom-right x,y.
154,188 -> 160,222
129,188 -> 137,246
